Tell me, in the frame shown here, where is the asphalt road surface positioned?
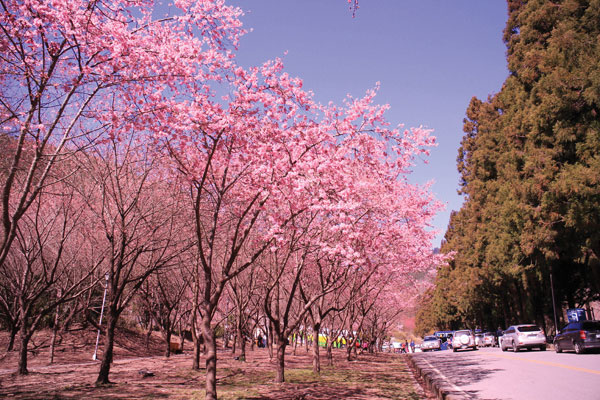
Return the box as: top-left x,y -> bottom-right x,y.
413,347 -> 600,399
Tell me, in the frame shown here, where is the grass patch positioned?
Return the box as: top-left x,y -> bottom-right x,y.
177,386 -> 262,400
281,356 -> 421,400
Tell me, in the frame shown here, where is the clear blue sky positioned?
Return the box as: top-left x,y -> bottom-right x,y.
230,0 -> 509,247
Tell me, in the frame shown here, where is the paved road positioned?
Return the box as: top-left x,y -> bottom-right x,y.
412,347 -> 600,399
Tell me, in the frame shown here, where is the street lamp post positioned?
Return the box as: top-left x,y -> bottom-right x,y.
93,272 -> 110,361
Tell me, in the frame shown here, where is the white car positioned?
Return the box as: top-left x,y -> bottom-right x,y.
475,333 -> 484,347
452,330 -> 478,352
421,335 -> 441,351
482,332 -> 496,347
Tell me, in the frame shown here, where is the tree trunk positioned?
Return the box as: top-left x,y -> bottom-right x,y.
7,324 -> 18,351
304,331 -> 309,353
61,301 -> 78,332
178,321 -> 185,352
241,334 -> 247,360
223,329 -> 229,350
191,274 -> 201,370
292,332 -> 299,355
145,318 -> 153,350
165,328 -> 172,358
275,337 -> 287,383
327,343 -> 333,366
17,324 -> 31,375
192,335 -> 202,370
238,326 -> 246,361
191,309 -> 201,370
202,314 -> 217,400
96,310 -> 116,385
312,323 -> 321,374
267,321 -> 274,360
346,338 -> 354,361
49,302 -> 60,364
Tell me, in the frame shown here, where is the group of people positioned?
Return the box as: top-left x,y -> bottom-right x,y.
392,339 -> 416,353
255,335 -> 266,348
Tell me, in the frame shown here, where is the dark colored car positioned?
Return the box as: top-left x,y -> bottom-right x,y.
554,320 -> 600,354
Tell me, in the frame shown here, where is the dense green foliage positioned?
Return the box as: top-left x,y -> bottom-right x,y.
417,0 -> 600,336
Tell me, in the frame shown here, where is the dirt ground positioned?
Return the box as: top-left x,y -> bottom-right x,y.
0,328 -> 432,399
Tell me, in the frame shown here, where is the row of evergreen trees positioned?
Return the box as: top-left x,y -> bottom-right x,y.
417,0 -> 600,335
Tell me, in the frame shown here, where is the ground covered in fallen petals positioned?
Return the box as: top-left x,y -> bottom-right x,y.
0,329 -> 431,399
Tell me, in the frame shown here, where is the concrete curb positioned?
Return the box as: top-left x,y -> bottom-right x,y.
406,354 -> 471,400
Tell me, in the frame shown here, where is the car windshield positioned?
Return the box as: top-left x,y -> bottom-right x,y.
424,337 -> 437,341
454,331 -> 470,337
517,325 -> 540,332
582,321 -> 600,330
484,333 -> 493,337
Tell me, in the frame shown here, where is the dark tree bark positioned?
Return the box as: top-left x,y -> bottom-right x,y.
201,313 -> 217,400
312,322 -> 321,374
96,309 -> 117,384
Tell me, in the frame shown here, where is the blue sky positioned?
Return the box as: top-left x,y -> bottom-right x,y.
230,0 -> 509,247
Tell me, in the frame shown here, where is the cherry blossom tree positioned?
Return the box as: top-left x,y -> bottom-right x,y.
225,259 -> 263,361
0,0 -> 244,275
75,134 -> 188,384
260,213 -> 340,383
0,171 -> 98,374
139,263 -> 189,358
303,254 -> 356,373
154,58 -> 330,398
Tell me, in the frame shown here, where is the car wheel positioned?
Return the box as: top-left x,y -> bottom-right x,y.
540,346 -> 546,351
501,342 -> 506,352
574,342 -> 584,354
453,348 -> 457,352
512,341 -> 518,352
555,343 -> 562,353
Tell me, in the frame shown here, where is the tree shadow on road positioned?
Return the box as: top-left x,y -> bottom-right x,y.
411,350 -> 505,399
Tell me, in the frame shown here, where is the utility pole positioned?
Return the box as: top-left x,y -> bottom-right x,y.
549,267 -> 559,335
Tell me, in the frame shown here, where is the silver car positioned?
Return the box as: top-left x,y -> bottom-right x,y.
451,330 -> 477,352
421,335 -> 441,351
500,324 -> 546,352
482,332 -> 496,347
475,333 -> 484,347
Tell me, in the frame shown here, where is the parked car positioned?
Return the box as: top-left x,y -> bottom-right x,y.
421,335 -> 442,352
482,332 -> 496,347
475,333 -> 484,347
554,320 -> 600,354
451,330 -> 477,352
501,324 -> 546,352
